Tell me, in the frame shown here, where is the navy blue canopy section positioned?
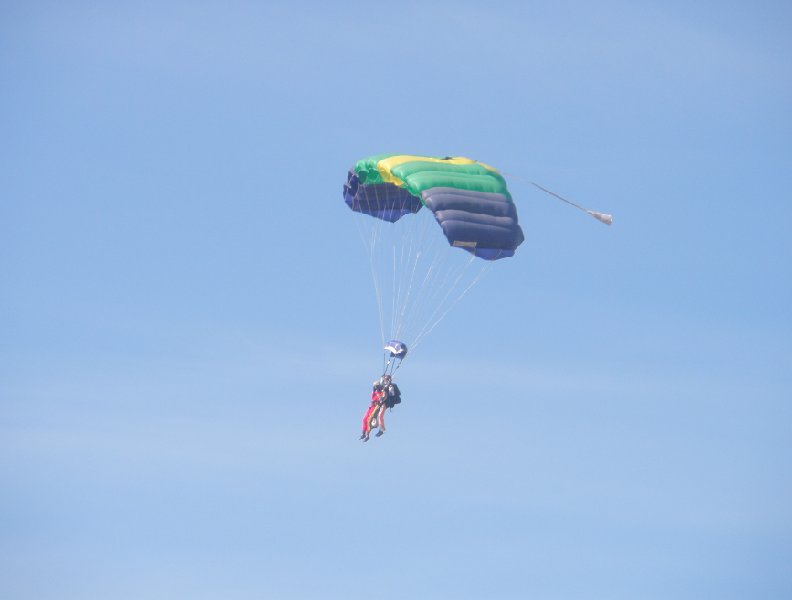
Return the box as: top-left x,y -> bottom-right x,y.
421,187 -> 525,260
344,171 -> 423,223
384,340 -> 408,359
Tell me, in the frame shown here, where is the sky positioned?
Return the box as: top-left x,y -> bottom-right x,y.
1,1 -> 791,598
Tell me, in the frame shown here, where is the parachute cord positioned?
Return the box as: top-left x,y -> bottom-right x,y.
391,201 -> 435,342
529,181 -> 587,211
393,246 -> 422,342
502,173 -> 612,225
412,258 -> 492,352
395,214 -> 411,337
412,267 -> 488,352
394,358 -> 404,375
397,193 -> 434,340
390,245 -> 397,341
372,236 -> 386,346
411,248 -> 471,335
352,207 -> 386,346
393,210 -> 428,340
411,254 -> 476,348
369,182 -> 387,346
382,357 -> 403,378
395,225 -> 450,341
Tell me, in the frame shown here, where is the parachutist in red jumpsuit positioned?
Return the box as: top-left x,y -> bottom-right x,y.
360,384 -> 386,442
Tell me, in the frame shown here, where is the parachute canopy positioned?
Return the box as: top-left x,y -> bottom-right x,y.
384,340 -> 408,359
344,154 -> 524,260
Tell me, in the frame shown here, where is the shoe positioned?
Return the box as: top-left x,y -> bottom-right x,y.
359,432 -> 366,440
375,430 -> 384,437
362,435 -> 370,442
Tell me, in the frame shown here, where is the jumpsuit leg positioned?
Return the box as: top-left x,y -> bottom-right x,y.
375,403 -> 386,435
362,404 -> 376,435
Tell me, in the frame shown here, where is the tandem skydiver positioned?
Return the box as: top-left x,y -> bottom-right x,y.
359,375 -> 402,442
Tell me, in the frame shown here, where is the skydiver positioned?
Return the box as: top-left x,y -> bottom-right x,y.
359,382 -> 385,442
380,374 -> 402,410
372,380 -> 389,437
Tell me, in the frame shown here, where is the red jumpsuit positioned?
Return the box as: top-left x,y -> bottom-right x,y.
362,389 -> 385,436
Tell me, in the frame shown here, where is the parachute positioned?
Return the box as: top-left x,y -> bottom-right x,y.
382,339 -> 408,376
344,154 -> 524,366
384,340 -> 408,359
344,154 -> 524,260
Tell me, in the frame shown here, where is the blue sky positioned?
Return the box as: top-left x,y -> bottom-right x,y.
1,1 -> 791,598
